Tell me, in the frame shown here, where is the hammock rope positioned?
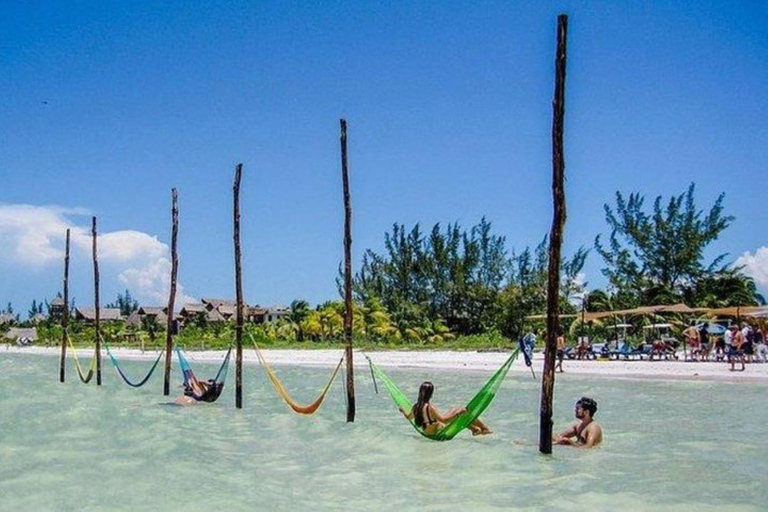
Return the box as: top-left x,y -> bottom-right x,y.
251,338 -> 344,415
105,341 -> 165,388
175,345 -> 232,403
366,349 -> 519,441
65,330 -> 98,384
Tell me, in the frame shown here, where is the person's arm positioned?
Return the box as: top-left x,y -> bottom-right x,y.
553,423 -> 578,444
431,404 -> 466,423
398,406 -> 414,420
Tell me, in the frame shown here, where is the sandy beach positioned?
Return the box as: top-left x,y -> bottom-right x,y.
6,345 -> 768,382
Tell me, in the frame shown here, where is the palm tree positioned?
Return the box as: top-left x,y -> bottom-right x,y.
288,300 -> 311,341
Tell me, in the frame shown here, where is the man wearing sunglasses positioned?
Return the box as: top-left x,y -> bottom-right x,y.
553,397 -> 603,448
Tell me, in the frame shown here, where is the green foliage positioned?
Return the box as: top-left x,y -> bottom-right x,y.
107,289 -> 139,317
595,184 -> 734,304
27,299 -> 44,319
349,218 -> 510,336
498,236 -> 586,339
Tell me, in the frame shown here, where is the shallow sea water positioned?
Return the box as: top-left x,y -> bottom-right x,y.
1,352 -> 766,511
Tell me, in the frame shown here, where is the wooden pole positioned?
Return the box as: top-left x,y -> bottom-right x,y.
539,14 -> 568,455
92,217 -> 102,386
340,118 -> 356,422
163,189 -> 179,396
233,164 -> 244,409
59,229 -> 70,382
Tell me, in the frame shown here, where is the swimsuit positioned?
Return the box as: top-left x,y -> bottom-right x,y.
422,405 -> 438,426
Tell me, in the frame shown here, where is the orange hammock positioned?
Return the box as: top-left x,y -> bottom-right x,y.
252,340 -> 344,415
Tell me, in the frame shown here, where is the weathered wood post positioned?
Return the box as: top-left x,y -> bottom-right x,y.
539,14 -> 568,455
59,228 -> 70,382
92,217 -> 102,386
164,189 -> 179,396
340,119 -> 356,422
233,164 -> 244,409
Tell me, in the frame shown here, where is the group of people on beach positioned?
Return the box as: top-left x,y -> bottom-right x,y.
682,322 -> 768,370
547,320 -> 768,372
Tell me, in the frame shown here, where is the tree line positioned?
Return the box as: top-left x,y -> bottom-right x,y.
5,185 -> 763,345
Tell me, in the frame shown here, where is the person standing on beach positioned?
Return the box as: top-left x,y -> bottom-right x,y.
698,323 -> 710,361
553,397 -> 602,448
741,323 -> 754,363
683,322 -> 700,361
727,325 -> 745,371
555,334 -> 565,373
755,327 -> 767,363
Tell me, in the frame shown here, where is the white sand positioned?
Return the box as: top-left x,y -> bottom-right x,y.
5,345 -> 768,382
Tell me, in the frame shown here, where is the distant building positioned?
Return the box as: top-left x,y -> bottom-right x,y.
30,313 -> 47,324
178,299 -> 289,325
264,306 -> 290,323
4,327 -> 36,345
49,296 -> 67,321
0,313 -> 16,326
74,308 -> 123,324
125,306 -> 176,328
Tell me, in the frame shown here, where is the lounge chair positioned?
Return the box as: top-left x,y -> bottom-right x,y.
609,341 -> 634,360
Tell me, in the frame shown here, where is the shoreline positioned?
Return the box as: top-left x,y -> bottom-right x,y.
5,345 -> 768,383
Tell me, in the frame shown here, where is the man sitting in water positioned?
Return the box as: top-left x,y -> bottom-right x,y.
553,397 -> 603,448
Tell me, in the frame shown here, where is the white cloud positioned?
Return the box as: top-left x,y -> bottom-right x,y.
0,203 -> 195,306
118,256 -> 196,307
0,204 -> 89,265
735,247 -> 768,290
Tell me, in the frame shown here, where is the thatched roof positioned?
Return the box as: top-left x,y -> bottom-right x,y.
138,306 -> 167,316
201,298 -> 236,309
180,303 -> 207,315
4,327 -> 36,341
50,296 -> 66,306
0,313 -> 17,324
75,308 -> 123,321
125,310 -> 142,328
206,309 -> 226,323
707,306 -> 766,317
217,304 -> 236,318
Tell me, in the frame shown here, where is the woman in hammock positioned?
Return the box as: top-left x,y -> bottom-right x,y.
175,370 -> 223,405
399,381 -> 492,436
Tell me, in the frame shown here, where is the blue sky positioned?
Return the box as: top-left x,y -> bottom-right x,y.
1,1 -> 767,314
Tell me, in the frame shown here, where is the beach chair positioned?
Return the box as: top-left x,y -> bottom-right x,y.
629,343 -> 653,360
609,341 -> 633,360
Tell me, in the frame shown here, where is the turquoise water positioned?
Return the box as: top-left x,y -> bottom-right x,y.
1,353 -> 765,511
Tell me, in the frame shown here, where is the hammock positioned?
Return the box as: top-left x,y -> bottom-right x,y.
175,346 -> 232,403
105,341 -> 165,388
252,339 -> 344,415
367,349 -> 519,441
66,332 -> 98,384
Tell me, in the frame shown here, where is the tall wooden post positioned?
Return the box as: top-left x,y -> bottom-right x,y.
233,164 -> 244,409
164,189 -> 179,396
539,14 -> 568,454
340,119 -> 356,422
59,229 -> 70,382
92,217 -> 102,386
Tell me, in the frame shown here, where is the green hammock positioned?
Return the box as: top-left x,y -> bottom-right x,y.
366,349 -> 519,441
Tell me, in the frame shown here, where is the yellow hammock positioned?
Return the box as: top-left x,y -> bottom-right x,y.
66,332 -> 98,384
252,340 -> 344,415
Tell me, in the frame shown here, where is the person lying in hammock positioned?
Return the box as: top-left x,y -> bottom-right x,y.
399,381 -> 492,436
175,369 -> 224,405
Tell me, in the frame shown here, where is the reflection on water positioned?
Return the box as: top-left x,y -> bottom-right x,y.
0,353 -> 765,511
